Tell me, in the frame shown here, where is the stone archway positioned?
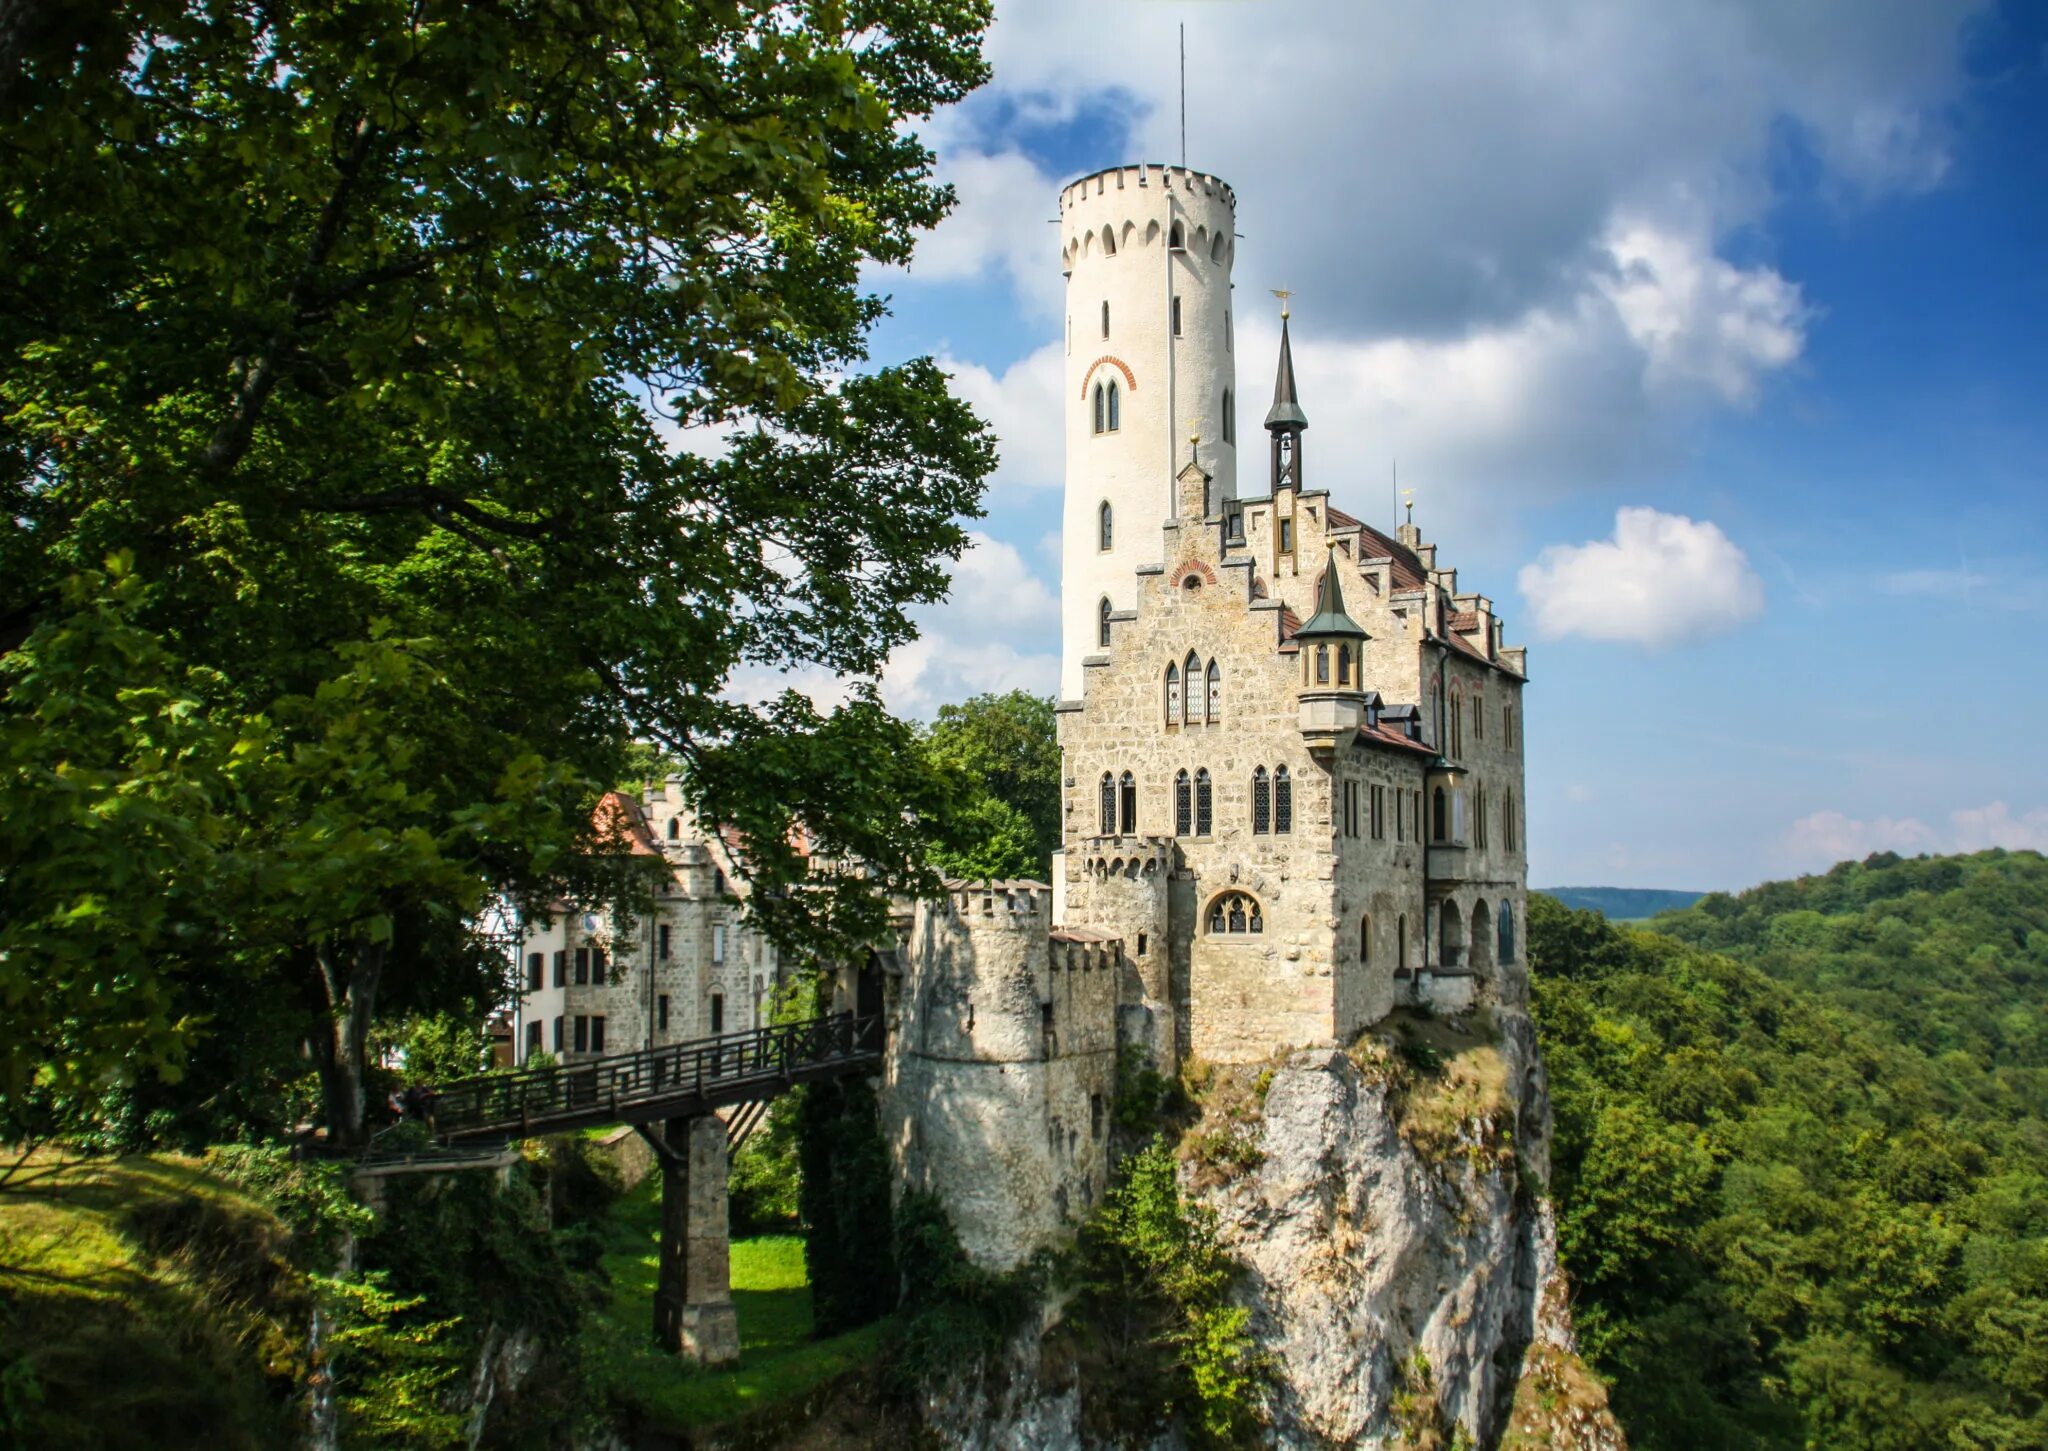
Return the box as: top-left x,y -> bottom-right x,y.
1469,899 -> 1493,970
1438,900 -> 1465,969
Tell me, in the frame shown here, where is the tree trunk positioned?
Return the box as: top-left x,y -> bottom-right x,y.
312,937 -> 385,1150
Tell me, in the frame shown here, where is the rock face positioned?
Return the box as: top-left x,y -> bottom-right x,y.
911,1001 -> 1625,1450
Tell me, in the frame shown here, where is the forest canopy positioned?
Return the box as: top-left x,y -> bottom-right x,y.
1531,849 -> 2048,1450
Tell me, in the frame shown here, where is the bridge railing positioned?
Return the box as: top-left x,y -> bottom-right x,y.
426,1011 -> 883,1138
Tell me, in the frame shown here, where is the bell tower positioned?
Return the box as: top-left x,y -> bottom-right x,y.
1057,165 -> 1239,699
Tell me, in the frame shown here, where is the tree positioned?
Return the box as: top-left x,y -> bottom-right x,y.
923,691 -> 1062,878
1,1 -> 996,1144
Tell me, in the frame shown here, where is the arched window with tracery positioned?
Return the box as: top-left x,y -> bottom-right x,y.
1106,380 -> 1120,431
1099,501 -> 1113,551
1164,663 -> 1181,724
1119,771 -> 1137,834
1274,766 -> 1293,834
1185,651 -> 1205,723
1206,891 -> 1263,935
1174,770 -> 1192,837
1194,768 -> 1212,836
1205,660 -> 1221,722
1099,772 -> 1115,836
1251,766 -> 1270,834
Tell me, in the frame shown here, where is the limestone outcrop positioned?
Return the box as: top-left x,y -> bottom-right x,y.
904,999 -> 1623,1450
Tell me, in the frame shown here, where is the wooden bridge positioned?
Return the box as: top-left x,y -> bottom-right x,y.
426,1011 -> 885,1144
410,1010 -> 885,1366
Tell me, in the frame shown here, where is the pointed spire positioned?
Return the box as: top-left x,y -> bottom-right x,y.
1294,547 -> 1369,643
1265,314 -> 1308,431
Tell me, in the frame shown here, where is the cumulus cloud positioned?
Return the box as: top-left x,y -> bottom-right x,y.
880,531 -> 1060,716
1518,507 -> 1765,646
940,343 -> 1065,494
1779,802 -> 2048,872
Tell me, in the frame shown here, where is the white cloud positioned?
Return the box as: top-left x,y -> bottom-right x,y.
940,343 -> 1065,494
880,531 -> 1060,716
1600,221 -> 1809,405
1518,507 -> 1765,646
1779,802 -> 2048,872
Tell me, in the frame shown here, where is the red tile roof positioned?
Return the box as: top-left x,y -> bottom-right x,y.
1347,521 -> 1428,589
592,791 -> 662,856
1359,720 -> 1438,756
1448,610 -> 1480,632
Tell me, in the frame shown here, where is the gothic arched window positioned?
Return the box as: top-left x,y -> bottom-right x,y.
1337,643 -> 1351,687
1169,220 -> 1185,251
1194,768 -> 1212,836
1106,379 -> 1120,431
1174,769 -> 1192,837
1164,663 -> 1181,724
1101,224 -> 1116,257
1205,660 -> 1221,723
667,817 -> 680,840
1251,766 -> 1270,835
1092,383 -> 1105,435
1099,501 -> 1113,551
1098,596 -> 1113,648
1184,651 -> 1204,723
1099,772 -> 1115,836
1206,891 -> 1263,935
1315,644 -> 1329,685
1274,766 -> 1292,834
1119,771 -> 1137,835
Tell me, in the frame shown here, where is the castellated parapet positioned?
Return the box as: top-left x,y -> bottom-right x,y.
882,881 -> 1125,1271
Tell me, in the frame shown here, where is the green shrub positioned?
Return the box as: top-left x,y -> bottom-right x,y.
890,1189 -> 1042,1388
1068,1138 -> 1266,1447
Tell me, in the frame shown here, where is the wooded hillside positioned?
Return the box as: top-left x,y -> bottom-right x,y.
1532,849 -> 2048,1450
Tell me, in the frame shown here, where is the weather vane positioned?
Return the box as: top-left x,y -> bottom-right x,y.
1402,486 -> 1416,524
1270,287 -> 1292,320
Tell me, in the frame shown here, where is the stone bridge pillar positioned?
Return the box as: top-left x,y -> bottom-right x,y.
652,1113 -> 739,1365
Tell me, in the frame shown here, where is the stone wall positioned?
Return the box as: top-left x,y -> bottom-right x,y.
883,884 -> 1123,1270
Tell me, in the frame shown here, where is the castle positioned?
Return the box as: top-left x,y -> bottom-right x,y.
885,164 -> 1531,1268
507,164 -> 1531,1279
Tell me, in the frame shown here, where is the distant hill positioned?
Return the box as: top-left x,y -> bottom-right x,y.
1535,885 -> 1705,920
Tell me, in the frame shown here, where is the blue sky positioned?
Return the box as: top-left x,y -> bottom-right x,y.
849,0 -> 2047,892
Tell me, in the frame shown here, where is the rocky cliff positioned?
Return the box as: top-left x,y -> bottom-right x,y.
919,1002 -> 1624,1450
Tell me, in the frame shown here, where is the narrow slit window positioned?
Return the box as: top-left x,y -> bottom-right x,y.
1194,768 -> 1212,836
1205,660 -> 1221,722
1101,300 -> 1110,338
1099,595 -> 1113,647
1274,766 -> 1292,834
1172,296 -> 1182,335
1252,766 -> 1270,835
1099,772 -> 1115,835
1099,501 -> 1113,551
1174,770 -> 1192,837
1119,771 -> 1137,834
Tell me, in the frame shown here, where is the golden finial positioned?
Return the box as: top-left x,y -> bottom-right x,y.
1401,485 -> 1416,524
1270,287 -> 1292,320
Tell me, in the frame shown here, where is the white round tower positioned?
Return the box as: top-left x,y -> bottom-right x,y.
1058,165 -> 1239,699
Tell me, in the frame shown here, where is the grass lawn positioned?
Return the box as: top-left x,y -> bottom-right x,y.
0,1152 -> 307,1449
584,1176 -> 891,1432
